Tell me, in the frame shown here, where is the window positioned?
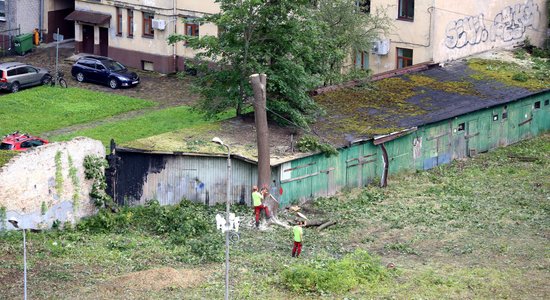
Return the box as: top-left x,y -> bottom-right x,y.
116,7 -> 122,35
354,51 -> 369,70
534,101 -> 541,109
502,105 -> 508,120
396,48 -> 413,68
492,114 -> 499,121
398,0 -> 414,20
0,0 -> 5,21
143,12 -> 154,37
457,123 -> 465,131
127,10 -> 134,37
185,22 -> 199,37
356,0 -> 370,14
545,99 -> 549,106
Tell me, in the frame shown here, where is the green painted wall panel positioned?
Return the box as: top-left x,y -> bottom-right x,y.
278,92 -> 550,205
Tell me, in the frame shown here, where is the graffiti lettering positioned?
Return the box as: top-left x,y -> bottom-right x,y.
444,0 -> 540,49
445,14 -> 488,49
490,0 -> 540,42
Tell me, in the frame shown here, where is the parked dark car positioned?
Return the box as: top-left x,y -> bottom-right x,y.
71,55 -> 140,89
0,62 -> 51,93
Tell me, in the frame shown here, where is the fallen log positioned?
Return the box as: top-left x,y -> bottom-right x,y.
317,220 -> 337,231
303,220 -> 328,227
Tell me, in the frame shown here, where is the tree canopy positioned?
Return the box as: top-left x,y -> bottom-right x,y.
169,0 -> 390,128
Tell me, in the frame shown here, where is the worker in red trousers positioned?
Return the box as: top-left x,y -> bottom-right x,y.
251,185 -> 270,228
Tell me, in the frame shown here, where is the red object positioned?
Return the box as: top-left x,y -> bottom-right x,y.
0,132 -> 48,151
254,204 -> 270,223
0,71 -> 7,83
279,187 -> 283,195
292,241 -> 302,257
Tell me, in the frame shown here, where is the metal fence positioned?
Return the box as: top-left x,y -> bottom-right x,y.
0,27 -> 21,57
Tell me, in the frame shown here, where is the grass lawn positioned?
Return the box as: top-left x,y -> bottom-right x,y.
0,134 -> 548,299
0,87 -> 155,135
50,106 -> 234,146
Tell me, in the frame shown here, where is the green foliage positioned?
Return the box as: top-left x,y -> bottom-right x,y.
68,154 -> 80,210
83,155 -> 114,209
41,201 -> 47,216
0,87 -> 155,134
0,206 -> 6,231
512,72 -> 529,82
54,151 -> 63,195
168,0 -> 390,127
296,135 -> 338,157
281,249 -> 390,294
76,199 -> 224,263
0,150 -> 17,168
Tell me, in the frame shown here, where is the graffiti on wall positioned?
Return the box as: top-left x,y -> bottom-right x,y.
445,0 -> 540,49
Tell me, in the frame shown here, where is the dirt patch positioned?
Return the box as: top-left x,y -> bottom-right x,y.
92,267 -> 212,298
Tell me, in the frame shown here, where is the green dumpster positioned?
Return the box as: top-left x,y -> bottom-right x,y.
14,33 -> 34,55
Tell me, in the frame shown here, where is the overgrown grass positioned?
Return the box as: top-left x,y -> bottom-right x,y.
0,134 -> 548,299
0,87 -> 155,134
0,150 -> 17,166
50,106 -> 234,146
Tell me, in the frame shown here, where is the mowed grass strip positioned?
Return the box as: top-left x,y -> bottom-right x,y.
0,87 -> 155,134
50,106 -> 234,146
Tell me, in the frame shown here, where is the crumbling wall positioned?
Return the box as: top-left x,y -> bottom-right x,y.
0,137 -> 105,230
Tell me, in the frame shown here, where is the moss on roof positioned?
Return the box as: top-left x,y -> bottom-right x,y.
467,58 -> 550,90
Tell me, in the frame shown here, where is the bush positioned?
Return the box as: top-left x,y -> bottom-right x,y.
512,72 -> 529,82
281,249 -> 390,294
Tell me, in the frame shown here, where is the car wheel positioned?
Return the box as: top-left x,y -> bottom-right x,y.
109,78 -> 119,89
10,82 -> 20,93
76,72 -> 85,82
41,74 -> 52,85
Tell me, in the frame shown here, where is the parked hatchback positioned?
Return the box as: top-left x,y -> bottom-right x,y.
71,55 -> 140,89
0,62 -> 51,93
0,132 -> 49,151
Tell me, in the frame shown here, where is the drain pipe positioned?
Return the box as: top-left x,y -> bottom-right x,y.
39,0 -> 44,42
173,0 -> 177,72
380,143 -> 388,188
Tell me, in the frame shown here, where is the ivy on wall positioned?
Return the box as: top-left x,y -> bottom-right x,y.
68,154 -> 80,212
54,151 -> 63,196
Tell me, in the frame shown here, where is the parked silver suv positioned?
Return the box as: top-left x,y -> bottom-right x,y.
0,62 -> 51,93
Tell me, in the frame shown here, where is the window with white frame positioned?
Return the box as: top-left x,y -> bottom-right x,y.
0,0 -> 6,21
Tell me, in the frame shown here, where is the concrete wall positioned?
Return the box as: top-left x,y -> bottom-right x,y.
0,137 -> 105,231
369,0 -> 548,74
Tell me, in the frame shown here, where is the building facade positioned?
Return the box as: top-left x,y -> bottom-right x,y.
0,0 -> 74,42
358,0 -> 548,74
69,0 -> 219,74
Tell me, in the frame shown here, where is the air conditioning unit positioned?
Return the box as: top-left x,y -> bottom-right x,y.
371,39 -> 390,55
152,19 -> 166,31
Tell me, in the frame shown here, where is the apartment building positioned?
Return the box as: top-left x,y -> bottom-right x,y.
0,0 -> 74,42
67,0 -> 219,73
356,0 -> 548,74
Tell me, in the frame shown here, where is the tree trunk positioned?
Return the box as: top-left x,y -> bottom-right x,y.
249,74 -> 271,190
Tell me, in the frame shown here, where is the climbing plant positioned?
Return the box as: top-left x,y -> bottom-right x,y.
54,151 -> 63,195
84,155 -> 116,211
0,206 -> 6,231
68,154 -> 80,211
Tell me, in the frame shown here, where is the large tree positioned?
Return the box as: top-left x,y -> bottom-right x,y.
169,0 -> 390,127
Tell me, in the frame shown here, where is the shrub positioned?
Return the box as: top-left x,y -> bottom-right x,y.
296,135 -> 338,157
512,72 -> 529,82
281,249 -> 389,294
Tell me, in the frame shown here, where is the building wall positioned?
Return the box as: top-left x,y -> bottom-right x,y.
0,138 -> 105,230
73,0 -> 219,73
112,152 -> 258,207
276,92 -> 550,206
368,0 -> 548,74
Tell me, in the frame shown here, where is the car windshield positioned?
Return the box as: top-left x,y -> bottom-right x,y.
0,143 -> 13,150
103,60 -> 126,71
